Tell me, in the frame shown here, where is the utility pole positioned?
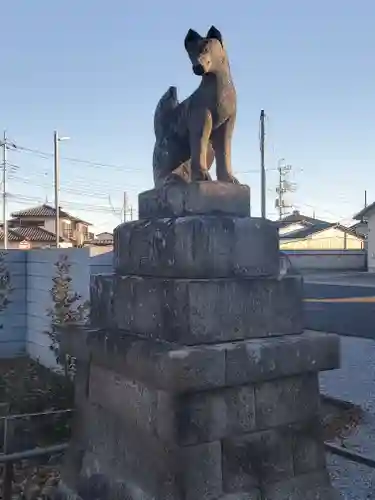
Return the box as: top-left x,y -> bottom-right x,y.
123,192 -> 128,223
275,159 -> 294,219
1,132 -> 8,250
365,190 -> 368,208
54,131 -> 60,248
260,110 -> 266,218
54,131 -> 70,248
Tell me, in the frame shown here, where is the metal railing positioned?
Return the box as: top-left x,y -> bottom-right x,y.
0,408 -> 74,453
0,408 -> 73,500
0,443 -> 68,500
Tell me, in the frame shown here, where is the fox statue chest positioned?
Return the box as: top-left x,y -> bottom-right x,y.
188,78 -> 236,131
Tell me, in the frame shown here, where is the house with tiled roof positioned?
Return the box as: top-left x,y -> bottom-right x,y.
276,210 -> 365,250
0,225 -> 71,249
7,204 -> 93,248
280,222 -> 365,250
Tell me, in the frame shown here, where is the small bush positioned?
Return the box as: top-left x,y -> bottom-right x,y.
46,253 -> 89,379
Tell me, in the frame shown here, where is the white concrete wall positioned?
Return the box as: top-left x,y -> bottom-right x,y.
367,216 -> 375,272
284,249 -> 366,271
89,245 -> 114,258
281,227 -> 364,250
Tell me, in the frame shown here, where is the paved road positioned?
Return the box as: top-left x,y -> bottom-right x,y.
303,279 -> 375,338
321,336 -> 375,498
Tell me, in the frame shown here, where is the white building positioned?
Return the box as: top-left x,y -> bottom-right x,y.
353,205 -> 374,271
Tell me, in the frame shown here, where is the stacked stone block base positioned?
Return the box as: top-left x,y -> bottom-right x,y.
59,183 -> 340,499
60,328 -> 339,500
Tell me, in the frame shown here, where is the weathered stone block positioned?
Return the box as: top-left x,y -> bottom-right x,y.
225,331 -> 340,386
90,275 -> 303,344
220,494 -> 261,500
222,428 -> 294,491
90,274 -> 115,328
88,364 -> 256,446
86,329 -> 227,392
177,386 -> 256,445
263,470 -> 335,500
81,404 -> 179,499
138,181 -> 250,219
88,365 -> 162,436
114,216 -> 279,278
64,329 -> 339,392
181,441 -> 223,500
254,374 -> 320,430
291,418 -> 326,475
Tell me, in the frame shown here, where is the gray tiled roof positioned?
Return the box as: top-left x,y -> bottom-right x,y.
275,211 -> 327,229
0,226 -> 68,242
280,222 -> 365,240
0,228 -> 23,241
279,222 -> 332,239
10,204 -> 91,225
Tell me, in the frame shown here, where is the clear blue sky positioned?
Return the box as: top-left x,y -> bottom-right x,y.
1,0 -> 374,232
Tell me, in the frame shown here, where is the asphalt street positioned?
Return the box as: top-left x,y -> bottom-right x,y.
303,277 -> 375,338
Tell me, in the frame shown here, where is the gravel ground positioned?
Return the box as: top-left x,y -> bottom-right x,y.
328,454 -> 375,499
320,336 -> 375,413
320,335 -> 375,498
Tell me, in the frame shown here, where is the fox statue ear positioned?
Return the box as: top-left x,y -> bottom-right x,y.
206,26 -> 223,45
184,29 -> 203,50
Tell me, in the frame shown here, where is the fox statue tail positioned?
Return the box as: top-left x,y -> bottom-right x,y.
154,86 -> 179,142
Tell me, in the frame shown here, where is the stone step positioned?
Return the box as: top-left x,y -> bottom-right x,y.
90,274 -> 304,345
114,216 -> 279,279
63,328 -> 339,393
138,181 -> 250,219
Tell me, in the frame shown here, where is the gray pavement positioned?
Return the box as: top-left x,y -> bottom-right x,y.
303,280 -> 375,338
320,335 -> 375,498
304,271 -> 375,287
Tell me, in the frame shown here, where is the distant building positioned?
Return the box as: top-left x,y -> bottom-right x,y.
277,211 -> 365,251
280,223 -> 365,250
9,204 -> 92,247
353,203 -> 375,271
95,232 -> 114,243
0,225 -> 71,249
275,210 -> 327,231
349,221 -> 368,239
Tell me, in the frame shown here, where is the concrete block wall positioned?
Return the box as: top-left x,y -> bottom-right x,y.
0,248 -> 113,365
89,249 -> 113,275
285,249 -> 366,271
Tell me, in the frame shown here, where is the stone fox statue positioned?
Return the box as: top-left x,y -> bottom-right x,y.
153,26 -> 239,188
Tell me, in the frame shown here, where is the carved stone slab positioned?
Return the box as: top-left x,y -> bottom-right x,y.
90,274 -> 304,345
138,182 -> 250,219
114,216 -> 278,278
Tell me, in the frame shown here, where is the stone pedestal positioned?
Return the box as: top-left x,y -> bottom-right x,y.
59,182 -> 340,500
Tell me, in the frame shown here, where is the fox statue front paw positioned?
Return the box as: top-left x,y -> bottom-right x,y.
191,169 -> 212,182
217,172 -> 240,184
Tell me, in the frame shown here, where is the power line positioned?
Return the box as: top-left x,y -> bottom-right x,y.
11,141 -> 280,176
8,174 -> 125,200
10,144 -> 139,173
7,192 -> 128,215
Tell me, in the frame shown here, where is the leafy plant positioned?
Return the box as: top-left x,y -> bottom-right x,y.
46,253 -> 89,379
0,251 -> 12,328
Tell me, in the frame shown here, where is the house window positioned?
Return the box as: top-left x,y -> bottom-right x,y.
61,222 -> 72,238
